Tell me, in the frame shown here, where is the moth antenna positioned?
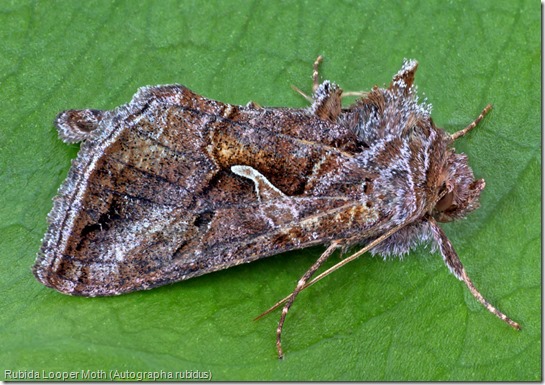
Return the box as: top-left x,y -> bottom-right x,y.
255,222 -> 409,321
276,241 -> 341,359
450,104 -> 492,141
428,218 -> 521,330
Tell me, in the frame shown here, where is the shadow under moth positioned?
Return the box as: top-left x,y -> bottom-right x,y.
34,57 -> 520,358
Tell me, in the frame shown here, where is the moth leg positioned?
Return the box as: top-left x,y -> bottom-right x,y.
290,84 -> 313,103
289,56 -> 324,103
256,222 -> 409,321
450,104 -> 492,141
293,56 -> 344,121
55,109 -> 106,143
341,90 -> 368,98
306,55 -> 342,121
428,218 -> 521,330
245,101 -> 262,109
312,55 -> 323,93
276,241 -> 341,359
311,56 -> 368,120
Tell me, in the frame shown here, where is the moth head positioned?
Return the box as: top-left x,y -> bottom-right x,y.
433,150 -> 485,222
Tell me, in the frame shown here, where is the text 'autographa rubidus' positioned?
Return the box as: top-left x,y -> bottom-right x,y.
34,56 -> 520,358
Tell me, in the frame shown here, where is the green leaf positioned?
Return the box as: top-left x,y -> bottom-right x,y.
0,0 -> 539,381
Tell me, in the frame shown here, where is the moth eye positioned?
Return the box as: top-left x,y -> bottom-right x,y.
436,190 -> 454,212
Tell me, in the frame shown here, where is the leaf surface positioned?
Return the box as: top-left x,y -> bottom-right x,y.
0,0 -> 539,381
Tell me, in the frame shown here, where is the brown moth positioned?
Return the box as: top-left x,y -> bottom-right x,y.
34,57 -> 520,358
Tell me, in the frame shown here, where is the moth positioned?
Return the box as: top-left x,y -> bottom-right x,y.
34,56 -> 520,358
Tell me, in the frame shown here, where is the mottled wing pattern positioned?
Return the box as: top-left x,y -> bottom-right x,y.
34,86 -> 381,296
